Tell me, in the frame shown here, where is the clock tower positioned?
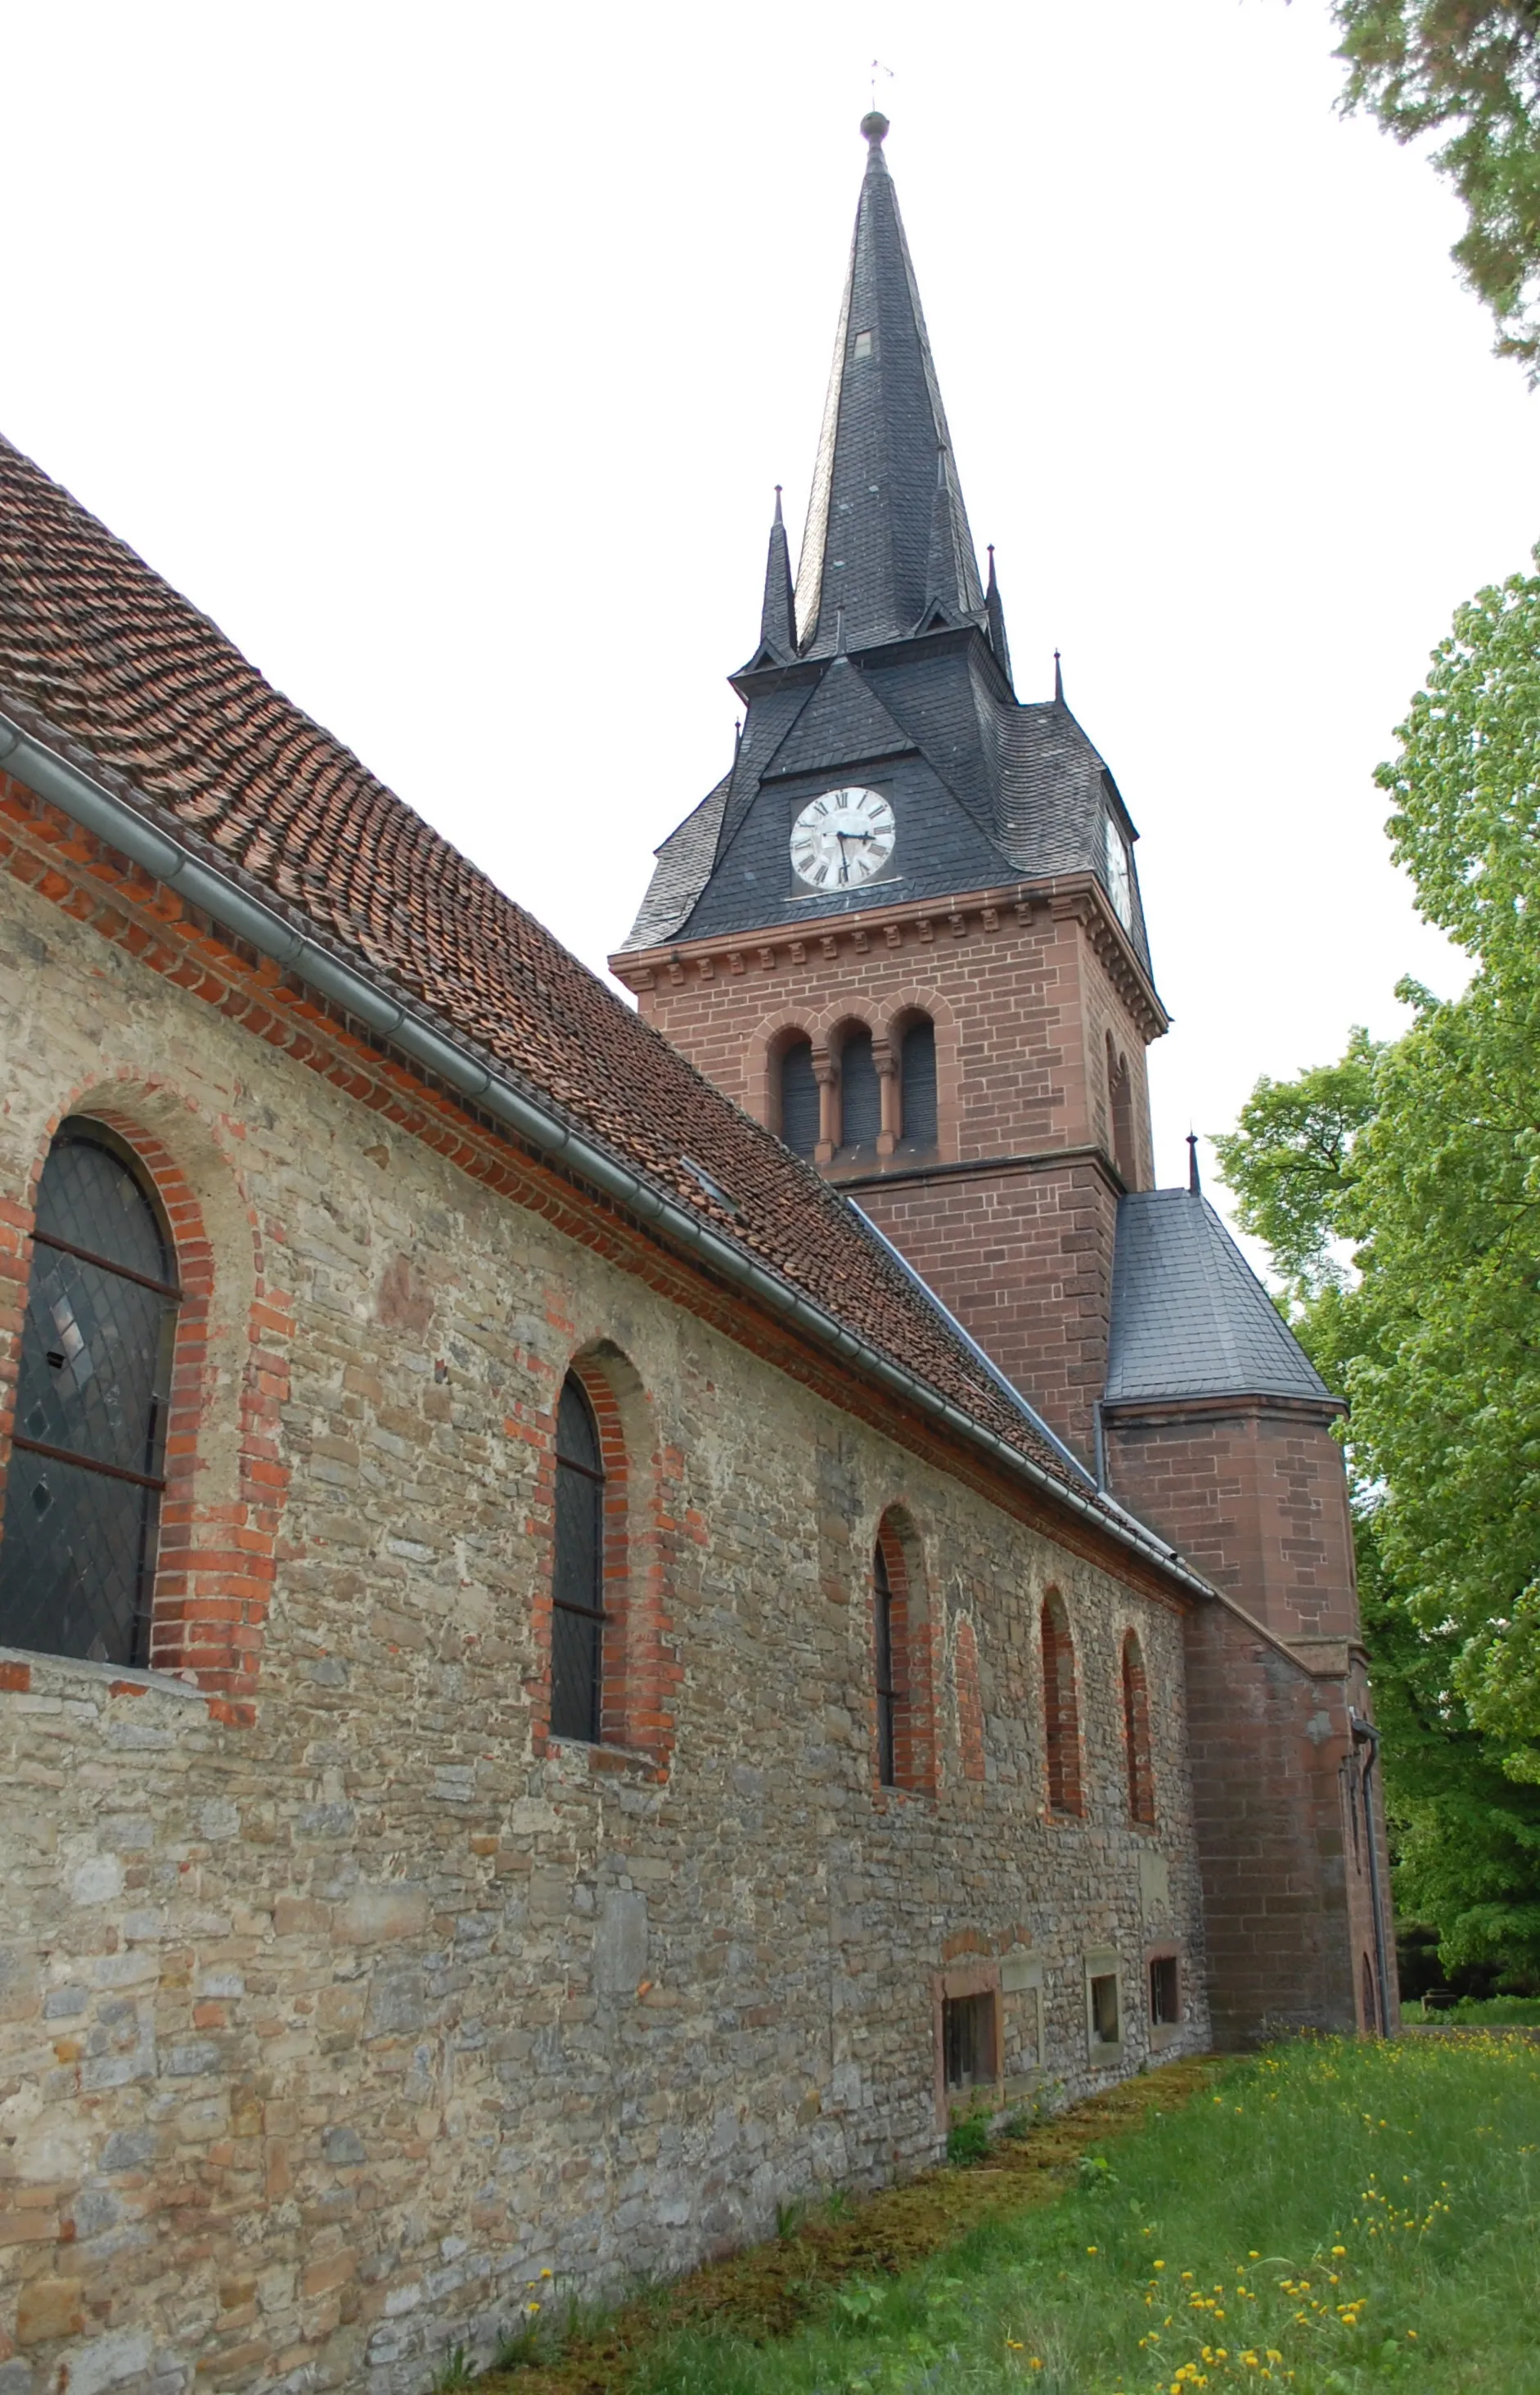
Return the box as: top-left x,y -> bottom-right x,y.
612,110 -> 1160,1470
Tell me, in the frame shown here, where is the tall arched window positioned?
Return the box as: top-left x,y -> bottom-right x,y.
1106,1034 -> 1135,1186
551,1374 -> 606,1740
0,1120 -> 179,1667
1121,1630 -> 1155,1825
898,1015 -> 938,1152
837,1028 -> 880,1159
778,1038 -> 820,1159
873,1536 -> 903,1787
1040,1591 -> 1083,1816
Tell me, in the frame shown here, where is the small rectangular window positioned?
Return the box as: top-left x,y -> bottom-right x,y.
853,328 -> 873,360
943,1992 -> 995,2093
1150,1955 -> 1180,2027
1089,1971 -> 1120,2048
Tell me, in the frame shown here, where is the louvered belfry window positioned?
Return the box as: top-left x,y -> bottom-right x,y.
0,1121 -> 179,1668
551,1373 -> 606,1741
779,1039 -> 820,1159
899,1017 -> 938,1151
838,1029 -> 881,1157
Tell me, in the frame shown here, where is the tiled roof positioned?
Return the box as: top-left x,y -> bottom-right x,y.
1105,1190 -> 1335,1406
0,432 -> 1101,1503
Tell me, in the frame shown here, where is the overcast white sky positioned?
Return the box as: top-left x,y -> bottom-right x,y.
5,0 -> 1536,1220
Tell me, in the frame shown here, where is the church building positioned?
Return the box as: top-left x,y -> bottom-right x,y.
0,117 -> 1389,2395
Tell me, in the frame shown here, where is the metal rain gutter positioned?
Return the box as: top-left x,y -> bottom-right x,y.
0,707 -> 1212,1599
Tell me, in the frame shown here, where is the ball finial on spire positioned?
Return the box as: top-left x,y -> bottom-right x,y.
861,110 -> 889,145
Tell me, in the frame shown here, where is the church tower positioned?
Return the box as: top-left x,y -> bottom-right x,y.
612,111 -> 1161,1470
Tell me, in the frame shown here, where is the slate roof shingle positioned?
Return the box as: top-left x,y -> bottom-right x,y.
0,432 -> 1104,1505
1105,1190 -> 1335,1406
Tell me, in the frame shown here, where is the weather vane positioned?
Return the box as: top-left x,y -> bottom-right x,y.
869,58 -> 894,110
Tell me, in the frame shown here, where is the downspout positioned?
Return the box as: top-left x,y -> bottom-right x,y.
1092,1399 -> 1107,1495
0,707 -> 1214,1600
1351,1712 -> 1392,2037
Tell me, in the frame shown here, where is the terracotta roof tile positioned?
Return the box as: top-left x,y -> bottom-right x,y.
0,433 -> 1102,1505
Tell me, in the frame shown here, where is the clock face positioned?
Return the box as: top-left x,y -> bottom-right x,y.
789,786 -> 896,891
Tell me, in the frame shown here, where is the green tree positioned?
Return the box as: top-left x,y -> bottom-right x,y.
1329,1 -> 1540,378
1216,553 -> 1540,1974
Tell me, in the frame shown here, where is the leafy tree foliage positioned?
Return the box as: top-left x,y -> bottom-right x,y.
1330,1 -> 1540,377
1216,556 -> 1540,1972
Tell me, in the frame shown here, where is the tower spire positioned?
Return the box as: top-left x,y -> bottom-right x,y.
794,115 -> 984,657
756,485 -> 796,664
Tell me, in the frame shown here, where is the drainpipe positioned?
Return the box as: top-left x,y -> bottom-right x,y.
1092,1399 -> 1107,1495
1351,1712 -> 1392,2037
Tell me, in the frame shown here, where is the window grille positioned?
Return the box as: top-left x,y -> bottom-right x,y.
874,1538 -> 901,1786
779,1039 -> 820,1159
551,1375 -> 606,1741
837,1029 -> 880,1156
0,1121 -> 179,1667
899,1017 -> 938,1150
1041,1592 -> 1082,1815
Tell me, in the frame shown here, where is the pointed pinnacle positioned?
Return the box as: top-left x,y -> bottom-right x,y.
1053,649 -> 1065,705
1187,1132 -> 1201,1195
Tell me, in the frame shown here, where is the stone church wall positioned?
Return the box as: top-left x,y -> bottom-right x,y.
0,862 -> 1207,2394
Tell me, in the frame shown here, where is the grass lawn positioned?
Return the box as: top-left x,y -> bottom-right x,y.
482,2034 -> 1540,2395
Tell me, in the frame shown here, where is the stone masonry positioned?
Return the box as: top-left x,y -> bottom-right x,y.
0,801 -> 1208,2395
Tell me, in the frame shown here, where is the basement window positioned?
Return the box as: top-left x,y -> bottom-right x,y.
943,1992 -> 995,2095
1088,1971 -> 1121,2051
1150,1954 -> 1180,2028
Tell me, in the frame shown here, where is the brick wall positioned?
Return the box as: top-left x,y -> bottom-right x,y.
1104,1399 -> 1358,1643
0,826 -> 1207,2395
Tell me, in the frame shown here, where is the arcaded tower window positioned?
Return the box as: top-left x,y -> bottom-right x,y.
0,1119 -> 179,1667
551,1374 -> 606,1740
899,1016 -> 938,1151
779,1038 -> 820,1159
836,1027 -> 880,1159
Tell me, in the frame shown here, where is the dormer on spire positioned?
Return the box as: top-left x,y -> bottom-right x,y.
755,486 -> 797,666
795,116 -> 984,658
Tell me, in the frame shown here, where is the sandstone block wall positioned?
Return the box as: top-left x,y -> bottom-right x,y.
0,864 -> 1207,2395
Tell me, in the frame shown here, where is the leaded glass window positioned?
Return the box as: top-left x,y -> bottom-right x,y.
0,1121 -> 179,1667
551,1374 -> 605,1741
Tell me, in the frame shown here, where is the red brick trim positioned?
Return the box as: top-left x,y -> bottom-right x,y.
1040,1587 -> 1084,1817
527,1346 -> 678,1779
1121,1628 -> 1156,1826
0,1087 -> 289,1715
0,777 -> 1194,1613
870,1511 -> 937,1800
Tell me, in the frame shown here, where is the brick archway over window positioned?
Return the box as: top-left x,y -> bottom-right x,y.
530,1342 -> 679,1776
1040,1588 -> 1083,1817
0,1087 -> 290,1718
871,1510 -> 936,1798
1121,1628 -> 1156,1826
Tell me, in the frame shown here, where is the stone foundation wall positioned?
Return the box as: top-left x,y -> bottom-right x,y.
0,867 -> 1207,2395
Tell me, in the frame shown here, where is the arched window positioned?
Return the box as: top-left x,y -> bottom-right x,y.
1040,1591 -> 1083,1816
1106,1034 -> 1135,1186
779,1038 -> 820,1159
1121,1630 -> 1155,1825
0,1120 -> 179,1667
898,1015 -> 938,1152
873,1536 -> 903,1787
837,1028 -> 880,1159
551,1374 -> 606,1741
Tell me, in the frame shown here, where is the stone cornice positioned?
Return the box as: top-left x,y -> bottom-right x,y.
1101,1391 -> 1348,1426
611,872 -> 1169,1040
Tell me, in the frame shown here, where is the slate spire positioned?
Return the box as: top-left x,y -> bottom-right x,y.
794,115 -> 985,658
985,545 -> 1013,689
756,486 -> 797,664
